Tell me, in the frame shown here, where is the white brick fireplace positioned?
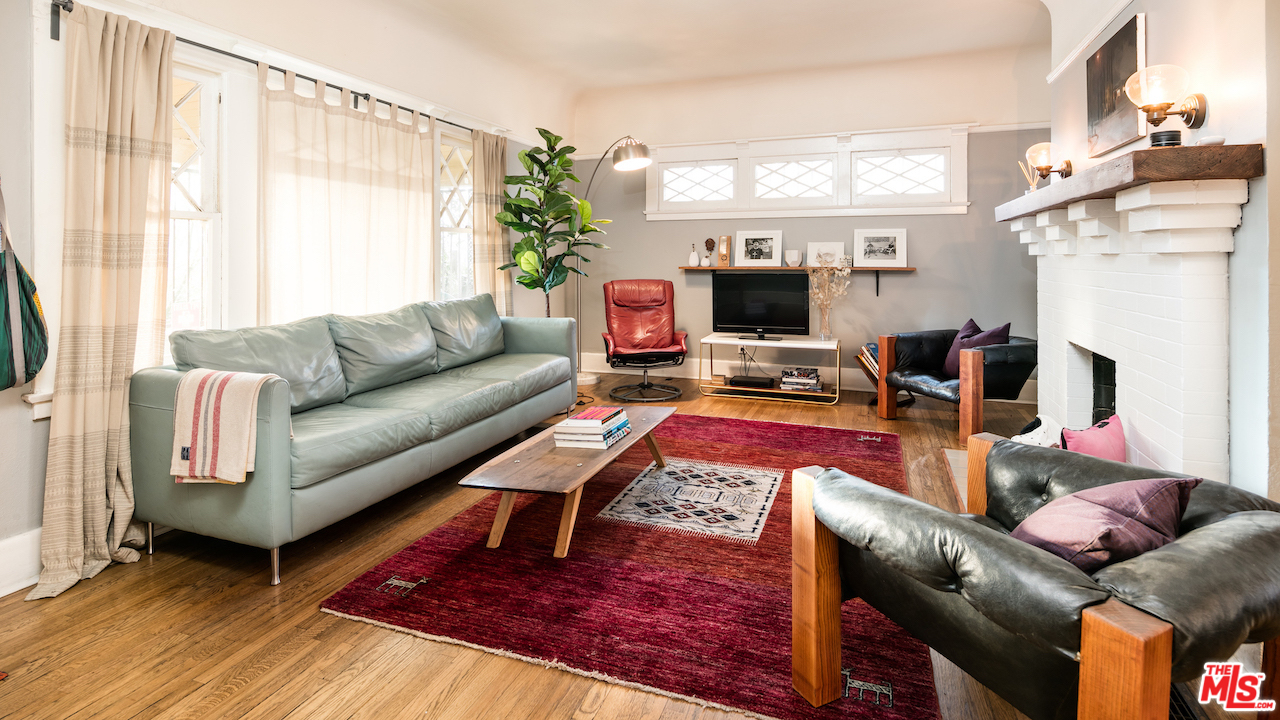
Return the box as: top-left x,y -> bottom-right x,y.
1010,179 -> 1248,481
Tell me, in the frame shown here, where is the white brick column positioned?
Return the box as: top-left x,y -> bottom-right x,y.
1012,179 -> 1245,481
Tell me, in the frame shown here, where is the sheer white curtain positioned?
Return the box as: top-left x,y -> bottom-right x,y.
471,130 -> 511,316
258,64 -> 434,324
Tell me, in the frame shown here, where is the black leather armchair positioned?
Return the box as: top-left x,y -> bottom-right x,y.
876,330 -> 1036,445
792,438 -> 1280,720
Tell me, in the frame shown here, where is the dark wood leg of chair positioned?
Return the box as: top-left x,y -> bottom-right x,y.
963,432 -> 1005,515
877,335 -> 897,420
1260,636 -> 1279,720
958,348 -> 984,447
791,466 -> 844,707
1078,599 -> 1173,720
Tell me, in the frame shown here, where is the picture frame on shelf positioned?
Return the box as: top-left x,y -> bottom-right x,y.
853,229 -> 907,268
735,230 -> 783,267
1087,13 -> 1146,158
805,241 -> 847,267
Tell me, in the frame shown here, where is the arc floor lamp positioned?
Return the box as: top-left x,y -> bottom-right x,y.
575,136 -> 651,385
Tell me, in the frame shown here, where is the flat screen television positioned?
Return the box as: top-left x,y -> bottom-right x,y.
712,272 -> 809,338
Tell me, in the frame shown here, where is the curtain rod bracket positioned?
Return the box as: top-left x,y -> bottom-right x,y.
51,0 -> 73,41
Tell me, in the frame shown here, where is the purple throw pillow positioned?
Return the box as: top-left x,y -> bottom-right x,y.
943,321 -> 1010,378
1010,476 -> 1203,573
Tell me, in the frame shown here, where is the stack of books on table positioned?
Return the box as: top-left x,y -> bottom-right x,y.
554,406 -> 632,449
780,366 -> 822,392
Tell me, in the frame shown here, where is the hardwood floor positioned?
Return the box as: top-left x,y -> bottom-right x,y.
0,375 -> 1035,720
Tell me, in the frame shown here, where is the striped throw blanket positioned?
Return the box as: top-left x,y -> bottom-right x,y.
171,368 -> 277,484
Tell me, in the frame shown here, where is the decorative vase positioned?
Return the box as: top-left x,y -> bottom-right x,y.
817,304 -> 833,341
785,250 -> 801,267
688,244 -> 699,267
700,255 -> 711,267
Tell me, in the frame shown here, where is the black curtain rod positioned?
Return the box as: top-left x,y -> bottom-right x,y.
49,1 -> 472,133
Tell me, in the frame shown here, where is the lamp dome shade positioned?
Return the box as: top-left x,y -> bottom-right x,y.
1025,142 -> 1061,169
1125,64 -> 1191,108
612,137 -> 652,171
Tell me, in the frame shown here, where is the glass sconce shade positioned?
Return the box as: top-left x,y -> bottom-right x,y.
1025,142 -> 1059,170
1125,65 -> 1191,109
612,137 -> 652,171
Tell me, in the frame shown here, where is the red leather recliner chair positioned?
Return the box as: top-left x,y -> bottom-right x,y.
601,279 -> 687,402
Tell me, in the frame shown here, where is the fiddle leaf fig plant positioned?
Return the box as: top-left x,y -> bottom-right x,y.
497,128 -> 610,317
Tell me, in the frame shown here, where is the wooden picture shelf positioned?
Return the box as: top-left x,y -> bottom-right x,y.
678,266 -> 916,296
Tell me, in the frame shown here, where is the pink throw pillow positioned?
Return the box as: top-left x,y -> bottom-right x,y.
1061,414 -> 1126,462
1010,476 -> 1201,573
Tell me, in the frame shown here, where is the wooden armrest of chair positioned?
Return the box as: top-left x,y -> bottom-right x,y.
791,466 -> 843,707
964,432 -> 1005,515
876,334 -> 897,420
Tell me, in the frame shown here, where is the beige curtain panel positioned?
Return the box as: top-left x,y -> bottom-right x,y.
258,65 -> 435,324
471,130 -> 512,316
29,4 -> 173,599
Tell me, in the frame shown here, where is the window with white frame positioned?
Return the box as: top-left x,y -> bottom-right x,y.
436,130 -> 476,301
646,126 -> 969,220
166,65 -> 222,358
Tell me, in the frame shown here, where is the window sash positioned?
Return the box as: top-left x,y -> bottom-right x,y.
851,148 -> 950,205
658,160 -> 737,211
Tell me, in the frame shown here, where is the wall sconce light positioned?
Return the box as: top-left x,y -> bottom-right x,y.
1124,64 -> 1208,128
1025,142 -> 1072,180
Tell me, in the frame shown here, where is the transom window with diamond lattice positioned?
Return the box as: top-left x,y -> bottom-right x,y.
662,164 -> 734,203
754,159 -> 833,200
856,153 -> 946,196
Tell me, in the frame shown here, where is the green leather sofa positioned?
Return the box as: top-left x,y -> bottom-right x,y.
129,294 -> 576,584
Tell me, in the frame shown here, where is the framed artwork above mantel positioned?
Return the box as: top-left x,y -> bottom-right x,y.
1087,13 -> 1146,158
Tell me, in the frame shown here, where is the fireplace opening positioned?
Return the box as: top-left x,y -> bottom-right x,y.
1093,354 -> 1116,425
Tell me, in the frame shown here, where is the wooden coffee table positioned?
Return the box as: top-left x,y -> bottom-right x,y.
459,405 -> 677,558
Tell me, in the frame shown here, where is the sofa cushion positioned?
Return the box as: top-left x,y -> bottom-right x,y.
171,316 -> 346,413
326,304 -> 438,396
419,294 -> 505,371
289,404 -> 433,489
344,372 -> 519,440
1010,476 -> 1202,572
438,353 -> 571,403
944,320 -> 1010,378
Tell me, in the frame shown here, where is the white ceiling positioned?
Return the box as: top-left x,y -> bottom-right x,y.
389,0 -> 1052,89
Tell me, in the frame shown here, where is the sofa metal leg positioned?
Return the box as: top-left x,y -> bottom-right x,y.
269,548 -> 281,586
791,466 -> 844,707
1078,599 -> 1172,720
147,522 -> 154,556
958,348 -> 984,447
876,334 -> 897,420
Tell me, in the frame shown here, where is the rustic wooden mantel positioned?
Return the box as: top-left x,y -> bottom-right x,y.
994,144 -> 1265,222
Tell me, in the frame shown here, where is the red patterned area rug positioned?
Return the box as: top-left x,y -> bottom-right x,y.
321,414 -> 940,720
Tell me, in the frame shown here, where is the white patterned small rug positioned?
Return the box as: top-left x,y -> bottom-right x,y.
596,458 -> 784,544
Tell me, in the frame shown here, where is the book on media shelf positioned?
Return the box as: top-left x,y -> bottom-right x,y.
861,343 -> 880,375
558,405 -> 626,428
554,413 -> 630,436
555,423 -> 633,449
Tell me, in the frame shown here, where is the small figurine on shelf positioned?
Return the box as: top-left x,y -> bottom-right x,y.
702,238 -> 715,267
688,243 -> 699,267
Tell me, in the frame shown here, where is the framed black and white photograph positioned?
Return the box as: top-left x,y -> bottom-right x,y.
853,229 -> 907,268
735,230 -> 783,267
1087,14 -> 1146,158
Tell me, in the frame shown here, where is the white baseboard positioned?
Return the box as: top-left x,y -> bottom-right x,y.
0,527 -> 41,599
579,350 -> 1038,404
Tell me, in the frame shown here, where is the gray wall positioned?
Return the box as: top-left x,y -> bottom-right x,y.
0,1 -> 48,544
571,128 -> 1047,381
